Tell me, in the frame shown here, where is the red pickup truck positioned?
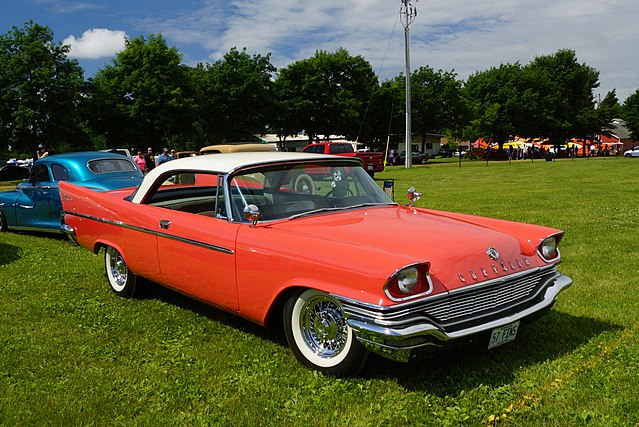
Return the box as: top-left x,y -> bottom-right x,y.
301,142 -> 385,177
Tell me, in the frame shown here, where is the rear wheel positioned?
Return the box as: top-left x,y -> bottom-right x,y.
284,289 -> 368,376
104,246 -> 137,297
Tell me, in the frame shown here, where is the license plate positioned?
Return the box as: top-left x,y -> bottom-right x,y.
488,321 -> 519,349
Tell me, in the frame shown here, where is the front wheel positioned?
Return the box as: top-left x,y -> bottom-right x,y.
104,246 -> 137,297
284,289 -> 368,376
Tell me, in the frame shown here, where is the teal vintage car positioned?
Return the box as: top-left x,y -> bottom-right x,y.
0,151 -> 143,234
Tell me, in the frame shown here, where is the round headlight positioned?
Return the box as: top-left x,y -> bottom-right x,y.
397,267 -> 419,294
540,236 -> 558,260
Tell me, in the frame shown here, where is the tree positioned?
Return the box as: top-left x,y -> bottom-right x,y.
622,89 -> 639,141
463,63 -> 542,147
356,78 -> 403,151
0,21 -> 86,156
87,34 -> 196,151
525,49 -> 600,146
597,90 -> 622,135
193,48 -> 276,143
408,66 -> 467,149
274,48 -> 378,143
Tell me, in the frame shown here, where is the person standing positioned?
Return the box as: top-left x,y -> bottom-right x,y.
144,147 -> 156,172
157,148 -> 171,165
37,144 -> 49,159
134,151 -> 147,173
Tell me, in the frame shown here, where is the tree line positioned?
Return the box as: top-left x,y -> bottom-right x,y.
1,21 -> 638,158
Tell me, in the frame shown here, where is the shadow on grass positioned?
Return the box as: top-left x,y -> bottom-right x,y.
133,280 -> 620,390
0,242 -> 22,266
136,279 -> 288,346
362,310 -> 621,394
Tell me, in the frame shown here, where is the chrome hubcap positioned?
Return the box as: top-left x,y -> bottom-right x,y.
108,249 -> 127,286
300,296 -> 347,358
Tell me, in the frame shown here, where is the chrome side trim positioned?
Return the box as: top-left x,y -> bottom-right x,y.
63,210 -> 234,254
11,225 -> 62,234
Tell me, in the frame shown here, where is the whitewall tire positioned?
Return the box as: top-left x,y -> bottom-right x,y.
284,289 -> 368,376
104,246 -> 137,297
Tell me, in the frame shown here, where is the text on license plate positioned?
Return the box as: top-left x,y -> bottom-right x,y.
488,321 -> 520,349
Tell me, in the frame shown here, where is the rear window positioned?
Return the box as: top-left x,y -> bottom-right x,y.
88,158 -> 137,174
301,145 -> 323,154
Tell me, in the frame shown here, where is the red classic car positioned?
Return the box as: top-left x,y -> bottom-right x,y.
60,152 -> 572,375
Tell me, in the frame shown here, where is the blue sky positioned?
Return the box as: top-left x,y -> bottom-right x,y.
2,0 -> 639,102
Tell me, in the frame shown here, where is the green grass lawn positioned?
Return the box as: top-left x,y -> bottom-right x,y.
1,157 -> 638,426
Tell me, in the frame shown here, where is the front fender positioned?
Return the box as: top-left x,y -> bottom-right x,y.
0,191 -> 23,225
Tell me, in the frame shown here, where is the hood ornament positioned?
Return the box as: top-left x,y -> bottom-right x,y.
486,247 -> 500,260
406,187 -> 423,207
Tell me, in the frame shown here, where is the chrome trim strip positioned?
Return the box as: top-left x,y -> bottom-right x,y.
336,265 -> 556,314
63,211 -> 234,254
11,225 -> 62,234
335,272 -> 572,360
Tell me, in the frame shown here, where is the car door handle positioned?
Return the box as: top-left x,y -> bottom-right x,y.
159,219 -> 171,229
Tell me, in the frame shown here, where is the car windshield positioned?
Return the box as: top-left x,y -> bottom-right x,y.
88,158 -> 138,174
229,161 -> 395,221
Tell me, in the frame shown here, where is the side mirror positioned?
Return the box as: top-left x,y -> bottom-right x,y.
243,204 -> 261,227
406,187 -> 423,207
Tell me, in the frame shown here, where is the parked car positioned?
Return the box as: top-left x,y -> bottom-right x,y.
174,150 -> 198,159
0,152 -> 143,234
60,152 -> 572,375
199,142 -> 277,155
301,142 -> 385,177
99,148 -> 134,158
623,146 -> 639,157
0,164 -> 30,181
394,151 -> 429,165
437,148 -> 454,158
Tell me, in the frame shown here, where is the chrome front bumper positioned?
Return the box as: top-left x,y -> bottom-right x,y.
335,271 -> 572,362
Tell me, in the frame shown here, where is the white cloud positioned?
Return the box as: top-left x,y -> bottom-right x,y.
63,28 -> 127,59
130,0 -> 639,100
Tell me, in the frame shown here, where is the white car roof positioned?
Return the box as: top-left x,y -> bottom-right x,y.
132,151 -> 340,203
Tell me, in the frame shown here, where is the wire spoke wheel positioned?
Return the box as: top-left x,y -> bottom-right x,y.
300,296 -> 349,358
284,289 -> 368,376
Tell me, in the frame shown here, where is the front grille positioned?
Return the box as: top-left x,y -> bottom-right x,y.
421,266 -> 556,326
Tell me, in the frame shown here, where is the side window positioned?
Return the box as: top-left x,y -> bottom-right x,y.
32,164 -> 51,182
51,164 -> 71,181
305,145 -> 324,154
229,173 -> 267,221
145,172 -> 223,219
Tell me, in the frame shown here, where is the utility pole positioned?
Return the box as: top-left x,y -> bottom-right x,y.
400,0 -> 417,169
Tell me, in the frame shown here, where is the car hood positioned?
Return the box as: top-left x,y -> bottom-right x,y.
268,205 -> 554,292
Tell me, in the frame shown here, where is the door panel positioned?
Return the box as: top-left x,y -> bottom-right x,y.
156,210 -> 240,311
